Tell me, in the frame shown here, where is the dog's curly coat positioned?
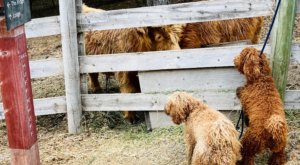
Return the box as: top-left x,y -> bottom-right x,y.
234,48 -> 288,165
164,92 -> 241,165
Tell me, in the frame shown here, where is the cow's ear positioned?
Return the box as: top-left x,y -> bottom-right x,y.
136,27 -> 148,35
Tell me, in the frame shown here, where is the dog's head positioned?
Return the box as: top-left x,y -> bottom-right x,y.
234,47 -> 271,82
164,91 -> 200,124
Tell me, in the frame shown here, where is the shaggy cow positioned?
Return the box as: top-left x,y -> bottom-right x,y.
83,5 -> 184,123
180,17 -> 263,49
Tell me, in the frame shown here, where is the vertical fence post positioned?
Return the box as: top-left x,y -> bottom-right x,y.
0,1 -> 40,164
145,0 -> 172,131
75,0 -> 88,94
270,0 -> 297,100
59,0 -> 82,134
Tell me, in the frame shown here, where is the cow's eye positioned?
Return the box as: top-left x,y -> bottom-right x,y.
155,34 -> 163,41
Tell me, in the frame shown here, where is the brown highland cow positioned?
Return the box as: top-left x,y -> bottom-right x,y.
83,5 -> 184,123
180,17 -> 263,49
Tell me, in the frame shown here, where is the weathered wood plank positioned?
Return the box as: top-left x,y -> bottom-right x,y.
291,42 -> 300,64
25,16 -> 60,38
79,45 -> 263,73
19,44 -> 299,80
0,96 -> 66,119
24,44 -> 299,79
149,111 -> 173,129
59,0 -> 82,134
23,0 -> 274,39
284,90 -> 300,110
139,68 -> 245,93
270,0 -> 297,100
81,91 -> 300,112
149,110 -> 241,129
150,90 -> 300,128
1,91 -> 298,120
81,92 -> 240,111
79,44 -> 300,73
77,0 -> 89,95
78,0 -> 273,32
29,58 -> 63,79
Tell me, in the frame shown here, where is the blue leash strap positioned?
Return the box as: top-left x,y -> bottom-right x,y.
260,0 -> 282,57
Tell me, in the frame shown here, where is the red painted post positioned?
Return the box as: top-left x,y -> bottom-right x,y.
0,1 -> 40,164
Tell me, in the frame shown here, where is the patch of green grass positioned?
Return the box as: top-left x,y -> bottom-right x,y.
285,110 -> 300,121
121,124 -> 184,141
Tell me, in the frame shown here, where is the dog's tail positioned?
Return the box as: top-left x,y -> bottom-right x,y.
198,120 -> 241,164
265,114 -> 288,151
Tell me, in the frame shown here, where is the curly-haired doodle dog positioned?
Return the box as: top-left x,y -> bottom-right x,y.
164,92 -> 241,165
234,47 -> 288,165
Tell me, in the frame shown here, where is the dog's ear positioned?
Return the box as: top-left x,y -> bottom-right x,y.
164,92 -> 194,124
164,99 -> 186,125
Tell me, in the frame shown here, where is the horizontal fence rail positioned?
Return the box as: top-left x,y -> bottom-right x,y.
78,0 -> 273,32
23,0 -> 274,38
0,96 -> 66,120
24,44 -> 300,79
30,58 -> 64,79
23,0 -> 300,39
25,16 -> 60,38
139,68 -> 246,93
1,91 -> 299,119
79,44 -> 300,73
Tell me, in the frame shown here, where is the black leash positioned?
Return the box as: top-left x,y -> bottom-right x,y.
236,0 -> 282,139
0,7 -> 4,17
235,109 -> 244,139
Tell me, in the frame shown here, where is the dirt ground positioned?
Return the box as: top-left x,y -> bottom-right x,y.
0,8 -> 300,165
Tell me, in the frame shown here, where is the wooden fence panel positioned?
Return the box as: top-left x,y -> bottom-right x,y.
30,58 -> 63,79
81,91 -> 300,111
59,0 -> 82,134
139,68 -> 245,93
0,96 -> 66,120
79,44 -> 299,73
1,91 -> 299,120
78,0 -> 273,32
21,44 -> 300,79
25,16 -> 60,38
23,0 -> 278,39
2,44 -> 300,78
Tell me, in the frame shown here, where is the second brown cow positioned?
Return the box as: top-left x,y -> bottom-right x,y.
180,17 -> 263,49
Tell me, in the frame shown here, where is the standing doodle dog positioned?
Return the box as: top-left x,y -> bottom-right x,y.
164,92 -> 241,165
234,47 -> 288,165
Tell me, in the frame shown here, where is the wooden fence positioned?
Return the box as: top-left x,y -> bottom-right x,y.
1,0 -> 300,131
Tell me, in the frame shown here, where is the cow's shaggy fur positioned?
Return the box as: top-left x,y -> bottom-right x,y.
180,17 -> 263,49
83,5 -> 184,123
234,47 -> 288,165
165,92 -> 241,165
